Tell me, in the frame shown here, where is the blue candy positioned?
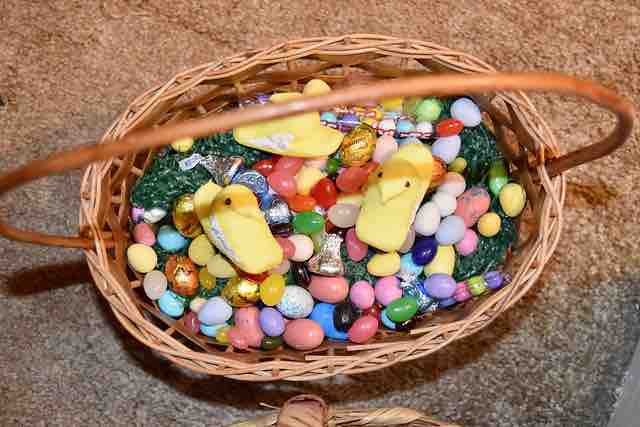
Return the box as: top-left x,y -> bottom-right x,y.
158,290 -> 185,318
200,322 -> 228,337
310,303 -> 348,341
399,252 -> 423,277
320,111 -> 338,123
157,225 -> 188,252
380,309 -> 397,330
395,119 -> 415,134
232,170 -> 269,196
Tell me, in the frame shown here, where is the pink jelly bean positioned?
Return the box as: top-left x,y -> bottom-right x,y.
346,228 -> 368,262
454,281 -> 472,302
274,156 -> 305,175
275,237 -> 296,258
349,280 -> 375,309
133,222 -> 156,246
336,166 -> 369,193
348,315 -> 379,344
268,171 -> 297,198
374,276 -> 403,306
228,327 -> 249,350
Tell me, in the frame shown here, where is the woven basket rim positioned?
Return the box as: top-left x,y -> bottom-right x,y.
79,34 -> 566,381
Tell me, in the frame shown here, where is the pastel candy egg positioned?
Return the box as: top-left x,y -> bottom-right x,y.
198,296 -> 233,325
449,157 -> 467,174
133,223 -> 156,246
372,135 -> 398,164
435,215 -> 466,245
309,275 -> 349,303
143,207 -> 167,224
396,119 -> 415,134
189,296 -> 206,313
377,118 -> 396,134
455,187 -> 491,227
414,202 -> 440,236
327,203 -> 360,228
403,96 -> 423,117
454,282 -> 472,302
399,226 -> 416,253
424,274 -> 457,299
235,306 -> 264,348
375,276 -> 402,306
158,290 -> 185,317
349,280 -> 375,309
451,98 -> 482,127
288,234 -> 314,262
283,319 -> 325,350
399,136 -> 422,146
259,307 -> 286,337
200,322 -> 228,338
386,297 -> 418,323
431,135 -> 461,164
484,271 -> 504,289
431,192 -> 457,217
400,252 -> 423,277
143,270 -> 167,300
277,286 -> 314,318
183,314 -> 200,334
438,172 -> 466,197
499,183 -> 527,217
478,212 -> 502,237
367,252 -> 401,277
455,229 -> 478,256
127,243 -> 157,273
381,97 -> 404,112
267,171 -> 297,198
348,315 -> 379,344
296,166 -> 326,196
415,97 -> 442,122
260,273 -> 286,306
303,79 -> 332,96
424,245 -> 455,277
188,234 -> 216,266
346,228 -> 368,262
310,303 -> 348,341
157,225 -> 188,252
227,327 -> 249,350
216,325 -> 232,344
206,254 -> 237,278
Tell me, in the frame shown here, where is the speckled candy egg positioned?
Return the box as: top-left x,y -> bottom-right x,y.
451,98 -> 482,127
133,223 -> 156,246
431,135 -> 461,164
455,229 -> 478,256
437,172 -> 466,197
143,270 -> 167,300
309,275 -> 349,304
127,243 -> 157,274
414,202 -> 440,236
431,192 -> 457,217
283,319 -> 325,350
143,207 -> 167,224
478,212 -> 502,237
349,280 -> 375,309
157,290 -> 185,318
374,276 -> 402,306
198,296 -> 233,325
259,307 -> 286,337
435,215 -> 466,245
157,225 -> 188,252
277,286 -> 314,318
423,274 -> 457,299
455,187 -> 491,227
499,183 -> 527,217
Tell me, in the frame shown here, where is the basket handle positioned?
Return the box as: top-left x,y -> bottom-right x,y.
0,72 -> 634,249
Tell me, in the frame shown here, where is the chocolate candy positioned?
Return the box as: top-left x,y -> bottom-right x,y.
172,194 -> 203,238
164,255 -> 199,297
232,169 -> 269,196
333,302 -> 359,332
264,196 -> 291,225
221,276 -> 260,307
339,123 -> 377,166
201,155 -> 244,186
307,233 -> 345,276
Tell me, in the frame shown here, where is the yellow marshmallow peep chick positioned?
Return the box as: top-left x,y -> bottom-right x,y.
233,80 -> 343,158
356,144 -> 433,252
204,184 -> 283,274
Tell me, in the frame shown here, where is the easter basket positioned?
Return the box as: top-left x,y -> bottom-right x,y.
0,35 -> 633,381
227,394 -> 460,427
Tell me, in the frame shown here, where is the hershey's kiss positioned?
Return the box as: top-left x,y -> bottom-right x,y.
264,196 -> 291,225
307,233 -> 344,277
201,155 -> 244,186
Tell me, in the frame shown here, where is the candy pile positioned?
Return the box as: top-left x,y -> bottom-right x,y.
126,79 -> 525,351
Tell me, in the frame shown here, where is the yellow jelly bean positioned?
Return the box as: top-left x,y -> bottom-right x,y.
260,273 -> 286,306
206,254 -> 237,278
367,251 -> 401,277
171,137 -> 194,153
449,157 -> 467,173
424,245 -> 456,276
199,268 -> 216,290
296,166 -> 326,196
127,243 -> 157,273
215,325 -> 231,344
188,234 -> 216,266
478,212 -> 502,237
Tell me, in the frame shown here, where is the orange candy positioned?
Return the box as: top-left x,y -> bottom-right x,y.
287,194 -> 317,212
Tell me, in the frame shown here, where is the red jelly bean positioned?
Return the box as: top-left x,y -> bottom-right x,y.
336,167 -> 369,193
361,161 -> 379,177
274,156 -> 305,175
325,219 -> 336,232
348,315 -> 379,344
275,237 -> 296,258
253,159 -> 275,176
267,171 -> 297,198
287,194 -> 316,212
310,177 -> 338,209
436,118 -> 464,137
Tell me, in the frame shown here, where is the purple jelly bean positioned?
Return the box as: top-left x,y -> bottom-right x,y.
484,271 -> 504,289
411,237 -> 438,265
423,274 -> 457,299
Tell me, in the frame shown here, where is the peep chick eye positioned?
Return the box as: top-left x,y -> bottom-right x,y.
224,198 -> 232,205
377,172 -> 383,178
405,181 -> 411,188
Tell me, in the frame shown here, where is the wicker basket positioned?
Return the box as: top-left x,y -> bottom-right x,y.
227,394 -> 459,427
0,35 -> 633,381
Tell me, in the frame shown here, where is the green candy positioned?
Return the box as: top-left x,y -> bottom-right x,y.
325,157 -> 341,175
292,211 -> 325,235
488,160 -> 509,196
403,96 -> 423,117
467,276 -> 488,296
415,97 -> 442,123
261,336 -> 283,351
386,297 -> 419,323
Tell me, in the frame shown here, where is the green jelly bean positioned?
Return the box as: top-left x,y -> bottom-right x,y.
386,297 -> 419,323
292,211 -> 325,235
467,275 -> 488,296
325,158 -> 341,176
261,335 -> 283,351
488,160 -> 509,196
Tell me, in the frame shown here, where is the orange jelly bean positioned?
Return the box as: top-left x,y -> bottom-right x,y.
436,118 -> 464,137
287,194 -> 316,212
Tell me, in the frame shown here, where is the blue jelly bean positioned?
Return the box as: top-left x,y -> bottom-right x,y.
380,309 -> 397,330
310,303 -> 348,341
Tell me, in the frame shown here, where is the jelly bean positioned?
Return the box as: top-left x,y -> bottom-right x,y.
424,274 -> 457,299
484,271 -> 504,289
287,194 -> 316,212
333,302 -> 359,332
215,325 -> 231,344
133,223 -> 156,246
348,315 -> 378,344
274,156 -> 305,175
182,311 -> 200,334
380,310 -> 397,330
375,276 -> 403,306
386,297 -> 418,323
261,335 -> 283,350
143,270 -> 167,300
349,280 -> 375,309
267,171 -> 297,198
436,118 -> 464,137
198,296 -> 233,325
336,167 -> 369,193
345,228 -> 368,262
467,275 -> 488,296
396,318 -> 417,332
310,177 -> 338,209
310,303 -> 348,341
411,237 -> 438,265
288,234 -> 314,262
275,237 -> 295,258
284,319 -> 325,350
292,211 -> 325,235
270,222 -> 293,237
325,158 -> 341,176
451,98 -> 482,127
259,307 -> 286,337
367,252 -> 401,277
290,261 -> 311,286
253,159 -> 276,176
260,273 -> 286,306
228,327 -> 249,350
455,229 -> 478,256
363,304 -> 382,320
296,166 -> 326,196
327,203 -> 360,228
309,275 -> 349,304
454,281 -> 472,302
488,160 -> 509,196
235,306 -> 264,348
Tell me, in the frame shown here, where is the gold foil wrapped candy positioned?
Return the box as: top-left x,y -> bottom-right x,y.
221,276 -> 260,307
339,123 -> 377,166
165,255 -> 199,297
172,193 -> 203,238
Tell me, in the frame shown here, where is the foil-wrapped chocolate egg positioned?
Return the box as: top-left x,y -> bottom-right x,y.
339,123 -> 377,166
172,193 -> 203,238
164,255 -> 199,297
221,276 -> 260,307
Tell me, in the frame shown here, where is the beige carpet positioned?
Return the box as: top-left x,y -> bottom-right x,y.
1,1 -> 639,426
